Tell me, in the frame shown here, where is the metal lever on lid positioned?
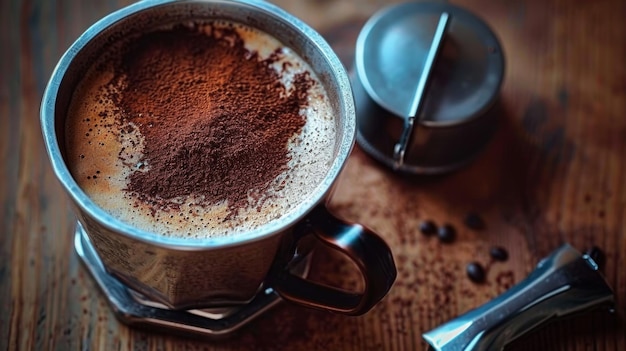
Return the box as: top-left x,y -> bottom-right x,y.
422,244 -> 615,351
393,12 -> 450,169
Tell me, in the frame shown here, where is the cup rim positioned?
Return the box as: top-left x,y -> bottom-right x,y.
40,0 -> 355,250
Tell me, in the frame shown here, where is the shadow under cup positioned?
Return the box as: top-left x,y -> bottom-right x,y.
41,0 -> 396,316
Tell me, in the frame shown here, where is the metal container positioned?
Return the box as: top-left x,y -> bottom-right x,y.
353,1 -> 505,174
41,0 -> 396,316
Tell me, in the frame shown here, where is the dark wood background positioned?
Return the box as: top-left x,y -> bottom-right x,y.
1,0 -> 625,350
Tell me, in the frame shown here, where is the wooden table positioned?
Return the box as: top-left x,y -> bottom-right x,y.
2,0 -> 625,350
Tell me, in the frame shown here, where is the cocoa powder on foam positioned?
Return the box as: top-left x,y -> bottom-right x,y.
103,23 -> 315,217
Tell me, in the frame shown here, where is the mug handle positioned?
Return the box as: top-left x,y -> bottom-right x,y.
271,205 -> 397,316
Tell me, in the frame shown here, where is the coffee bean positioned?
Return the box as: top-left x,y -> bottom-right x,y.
585,246 -> 605,270
466,262 -> 485,283
437,224 -> 456,243
419,220 -> 437,236
489,246 -> 509,261
464,213 -> 485,230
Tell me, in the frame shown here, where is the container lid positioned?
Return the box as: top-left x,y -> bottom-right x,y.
355,1 -> 504,126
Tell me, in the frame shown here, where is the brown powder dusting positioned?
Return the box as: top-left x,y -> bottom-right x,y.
104,23 -> 314,217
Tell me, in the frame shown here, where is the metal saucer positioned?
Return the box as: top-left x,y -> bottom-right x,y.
74,223 -> 311,339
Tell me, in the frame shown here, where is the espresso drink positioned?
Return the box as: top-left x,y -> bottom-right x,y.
65,21 -> 336,239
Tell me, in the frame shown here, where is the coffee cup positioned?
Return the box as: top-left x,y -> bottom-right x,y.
41,0 -> 396,316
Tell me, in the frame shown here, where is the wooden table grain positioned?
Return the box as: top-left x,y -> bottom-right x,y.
2,0 -> 625,350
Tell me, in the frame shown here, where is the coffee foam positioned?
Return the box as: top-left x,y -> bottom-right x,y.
66,21 -> 337,239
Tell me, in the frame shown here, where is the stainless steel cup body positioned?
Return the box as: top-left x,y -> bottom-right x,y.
41,0 -> 396,313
